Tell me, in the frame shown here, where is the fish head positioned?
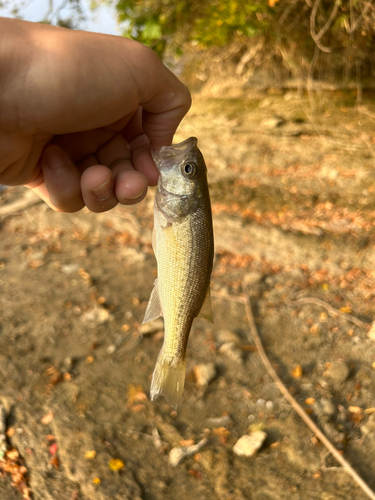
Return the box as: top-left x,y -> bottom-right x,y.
151,137 -> 208,219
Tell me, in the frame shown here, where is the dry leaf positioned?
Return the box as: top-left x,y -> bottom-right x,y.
127,385 -> 148,405
348,406 -> 362,414
179,439 -> 195,447
340,306 -> 352,314
291,364 -> 303,378
41,412 -> 53,425
109,459 -> 125,471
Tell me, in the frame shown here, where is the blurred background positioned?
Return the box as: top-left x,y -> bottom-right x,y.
1,2 -> 375,500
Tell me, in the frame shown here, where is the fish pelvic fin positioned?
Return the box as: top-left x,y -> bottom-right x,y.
143,279 -> 163,324
150,352 -> 186,409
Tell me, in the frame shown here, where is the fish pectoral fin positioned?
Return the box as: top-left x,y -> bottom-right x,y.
142,279 -> 163,324
197,286 -> 213,323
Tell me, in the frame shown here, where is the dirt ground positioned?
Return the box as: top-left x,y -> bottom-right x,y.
1,89 -> 375,500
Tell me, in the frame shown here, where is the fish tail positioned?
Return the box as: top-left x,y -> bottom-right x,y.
150,351 -> 186,409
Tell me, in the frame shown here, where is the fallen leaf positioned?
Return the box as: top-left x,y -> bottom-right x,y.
305,398 -> 315,405
340,306 -> 352,314
127,385 -> 148,405
109,459 -> 125,471
291,364 -> 303,378
179,439 -> 195,447
348,406 -> 362,413
41,412 -> 53,425
49,443 -> 58,455
85,450 -> 97,460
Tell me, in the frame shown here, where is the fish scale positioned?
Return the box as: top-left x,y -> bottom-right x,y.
142,137 -> 214,408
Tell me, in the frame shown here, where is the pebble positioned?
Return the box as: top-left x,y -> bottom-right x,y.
81,307 -> 113,326
265,401 -> 274,410
63,357 -> 73,371
205,415 -> 232,427
107,345 -> 116,355
218,342 -> 243,364
256,398 -> 266,407
324,361 -> 350,383
313,398 -> 336,419
367,321 -> 375,340
233,431 -> 267,458
360,414 -> 375,436
61,263 -> 80,274
215,330 -> 241,346
139,318 -> 164,335
261,116 -> 286,129
243,272 -> 263,287
193,363 -> 217,387
168,438 -> 208,467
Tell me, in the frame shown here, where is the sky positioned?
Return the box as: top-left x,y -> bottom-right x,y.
0,0 -> 120,35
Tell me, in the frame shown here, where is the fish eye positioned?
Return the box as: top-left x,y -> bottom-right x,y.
182,162 -> 196,178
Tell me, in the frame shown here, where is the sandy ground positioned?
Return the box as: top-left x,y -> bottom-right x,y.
1,90 -> 375,500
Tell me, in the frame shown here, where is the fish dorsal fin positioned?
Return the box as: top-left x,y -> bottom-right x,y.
143,279 -> 163,324
198,286 -> 213,323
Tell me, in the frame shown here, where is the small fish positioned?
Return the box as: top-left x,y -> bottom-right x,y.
143,137 -> 214,408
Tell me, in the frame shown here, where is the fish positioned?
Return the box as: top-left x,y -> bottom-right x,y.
143,137 -> 214,408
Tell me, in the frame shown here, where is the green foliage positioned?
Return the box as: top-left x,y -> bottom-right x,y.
115,0 -> 271,55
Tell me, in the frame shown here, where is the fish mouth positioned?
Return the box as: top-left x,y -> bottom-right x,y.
151,137 -> 198,172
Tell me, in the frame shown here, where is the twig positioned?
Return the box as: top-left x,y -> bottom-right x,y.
310,0 -> 340,53
211,290 -> 246,304
349,1 -> 373,34
284,295 -> 371,330
0,192 -> 42,218
242,283 -> 375,500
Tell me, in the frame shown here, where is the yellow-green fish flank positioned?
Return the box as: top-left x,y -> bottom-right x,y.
143,137 -> 214,408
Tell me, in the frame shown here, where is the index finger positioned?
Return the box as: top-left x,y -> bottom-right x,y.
127,47 -> 191,147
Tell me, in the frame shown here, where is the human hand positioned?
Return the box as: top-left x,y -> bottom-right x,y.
0,18 -> 191,212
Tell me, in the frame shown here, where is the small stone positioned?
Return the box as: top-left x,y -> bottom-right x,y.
139,318 -> 164,335
61,263 -> 80,274
243,272 -> 263,287
261,116 -> 286,129
360,414 -> 375,436
265,401 -> 274,410
216,330 -> 241,346
205,415 -> 232,427
324,361 -> 350,383
169,438 -> 208,467
193,363 -> 217,387
367,321 -> 375,340
63,357 -> 73,371
233,431 -> 267,457
107,345 -> 116,355
313,398 -> 336,419
218,343 -> 243,364
81,307 -> 113,326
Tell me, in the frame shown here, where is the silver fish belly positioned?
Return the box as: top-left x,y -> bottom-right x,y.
142,137 -> 214,408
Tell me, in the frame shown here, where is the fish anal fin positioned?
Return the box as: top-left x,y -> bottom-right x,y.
143,279 -> 163,324
197,287 -> 213,323
150,352 -> 186,409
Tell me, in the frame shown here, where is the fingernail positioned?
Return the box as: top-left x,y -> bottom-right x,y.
44,147 -> 65,170
126,189 -> 147,200
91,180 -> 113,201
